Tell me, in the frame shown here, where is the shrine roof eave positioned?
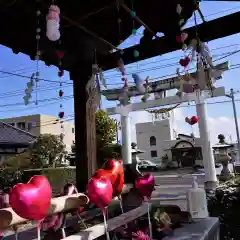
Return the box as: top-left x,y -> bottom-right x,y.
99,12 -> 240,71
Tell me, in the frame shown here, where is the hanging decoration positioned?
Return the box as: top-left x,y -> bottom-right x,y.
130,0 -> 140,58
185,116 -> 199,125
57,49 -> 64,139
118,59 -> 129,103
10,176 -> 52,240
46,2 -> 65,140
23,73 -> 35,105
135,173 -> 155,239
23,2 -> 41,105
147,104 -> 180,122
132,74 -> 150,102
46,5 -> 61,42
115,0 -> 129,103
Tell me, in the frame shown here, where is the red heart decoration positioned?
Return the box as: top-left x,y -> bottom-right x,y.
176,35 -> 183,43
104,159 -> 124,196
190,116 -> 198,125
87,177 -> 113,209
135,173 -> 155,200
10,175 -> 51,221
179,56 -> 190,67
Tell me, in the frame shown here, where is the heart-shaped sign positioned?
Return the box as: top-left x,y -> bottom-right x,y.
135,173 -> 155,200
87,177 -> 113,209
10,175 -> 51,221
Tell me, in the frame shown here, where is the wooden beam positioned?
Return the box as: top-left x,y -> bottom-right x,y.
101,61 -> 229,101
106,87 -> 226,115
0,194 -> 89,230
99,12 -> 240,70
62,203 -> 148,240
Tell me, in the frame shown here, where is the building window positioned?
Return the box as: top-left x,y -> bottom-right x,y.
17,122 -> 25,130
149,136 -> 156,146
72,128 -> 75,133
151,150 -> 158,158
28,123 -> 32,131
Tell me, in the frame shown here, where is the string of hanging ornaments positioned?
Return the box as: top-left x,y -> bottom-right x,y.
46,3 -> 65,140
116,0 -> 129,105
175,3 -> 215,98
23,1 -> 42,106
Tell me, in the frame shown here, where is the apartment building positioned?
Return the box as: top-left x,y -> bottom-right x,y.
1,114 -> 75,153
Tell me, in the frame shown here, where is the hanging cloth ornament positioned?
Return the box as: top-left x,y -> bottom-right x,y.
46,5 -> 60,41
118,59 -> 129,103
132,73 -> 145,94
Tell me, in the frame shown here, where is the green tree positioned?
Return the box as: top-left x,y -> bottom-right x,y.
95,110 -> 120,167
218,134 -> 225,144
95,110 -> 118,147
30,134 -> 67,168
7,151 -> 33,169
67,110 -> 120,167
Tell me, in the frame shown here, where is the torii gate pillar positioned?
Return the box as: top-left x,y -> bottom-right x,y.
195,91 -> 217,189
121,113 -> 132,164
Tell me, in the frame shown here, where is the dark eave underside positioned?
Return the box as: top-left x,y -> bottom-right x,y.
0,1 -> 238,74
100,12 -> 240,70
0,0 -> 196,72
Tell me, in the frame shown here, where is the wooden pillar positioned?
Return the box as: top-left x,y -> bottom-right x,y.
70,62 -> 98,191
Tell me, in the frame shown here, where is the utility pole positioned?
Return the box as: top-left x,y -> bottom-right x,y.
227,89 -> 240,162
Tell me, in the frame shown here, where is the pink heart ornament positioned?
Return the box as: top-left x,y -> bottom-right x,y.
10,176 -> 51,221
87,177 -> 113,209
135,173 -> 155,200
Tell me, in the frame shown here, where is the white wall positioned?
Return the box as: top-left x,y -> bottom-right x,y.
163,137 -> 202,162
136,118 -> 174,160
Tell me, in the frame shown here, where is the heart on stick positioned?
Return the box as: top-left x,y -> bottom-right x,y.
94,159 -> 124,197
104,159 -> 124,197
87,177 -> 113,210
135,173 -> 155,200
10,175 -> 51,221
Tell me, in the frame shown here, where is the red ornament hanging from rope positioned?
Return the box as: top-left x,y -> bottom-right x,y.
58,111 -> 64,119
185,116 -> 198,125
59,89 -> 64,97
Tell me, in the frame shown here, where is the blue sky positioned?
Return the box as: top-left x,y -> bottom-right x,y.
0,1 -> 239,143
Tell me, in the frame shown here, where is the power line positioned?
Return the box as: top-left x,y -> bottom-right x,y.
0,69 -> 73,85
106,43 -> 240,73
0,84 -> 72,99
0,95 -> 73,109
104,49 -> 240,83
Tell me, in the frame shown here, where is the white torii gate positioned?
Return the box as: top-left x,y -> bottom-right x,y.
105,64 -> 229,190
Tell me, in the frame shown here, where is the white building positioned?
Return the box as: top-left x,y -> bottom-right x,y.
136,118 -> 203,166
136,118 -> 175,161
1,114 -> 75,153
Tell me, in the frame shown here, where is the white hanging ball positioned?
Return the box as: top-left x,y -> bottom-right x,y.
47,31 -> 60,41
46,19 -> 60,41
